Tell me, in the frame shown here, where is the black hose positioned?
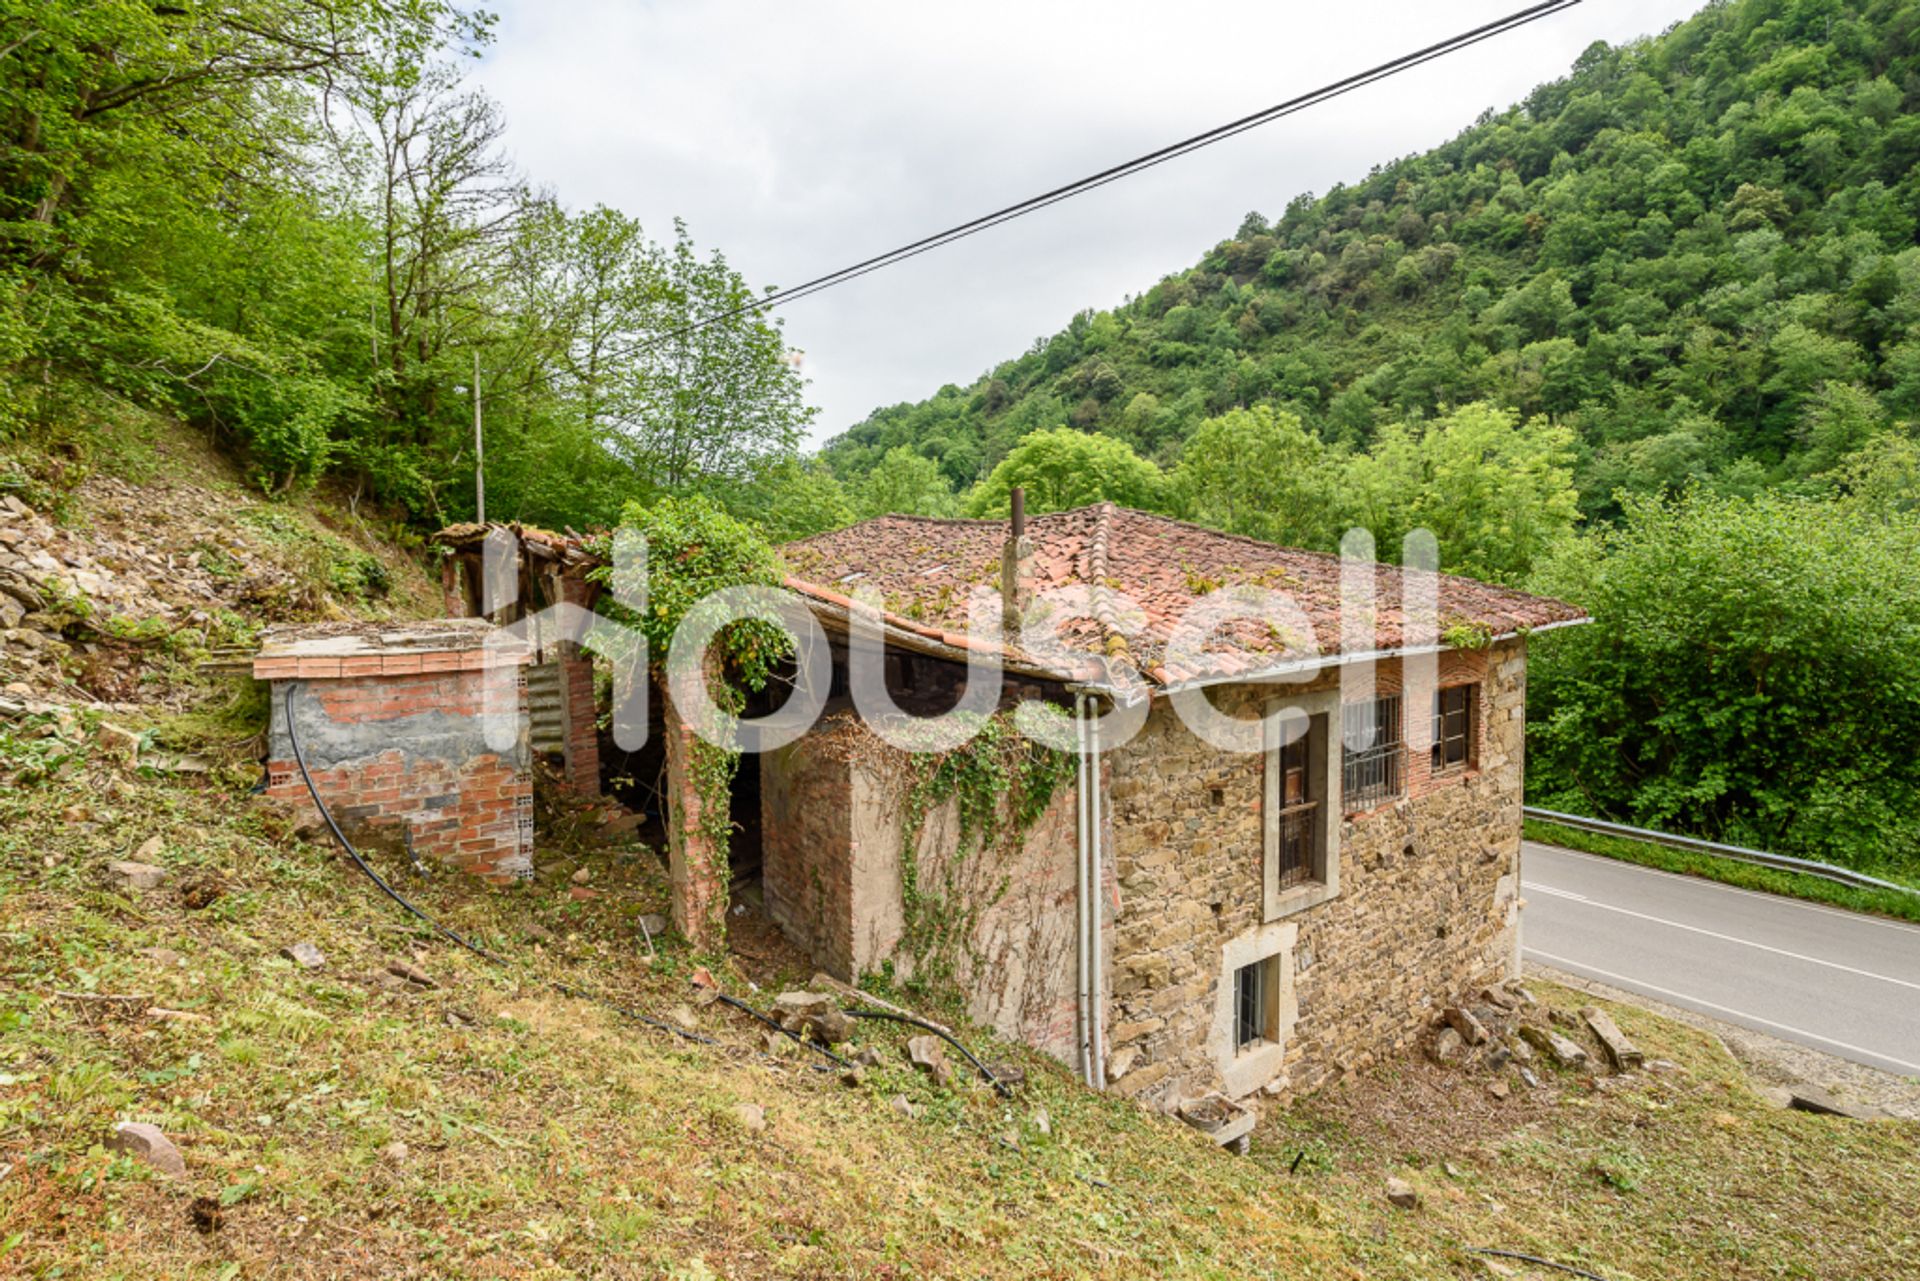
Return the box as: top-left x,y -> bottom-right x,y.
283,684 -> 714,1048
849,1008 -> 1010,1097
1469,1248 -> 1609,1280
714,992 -> 850,1069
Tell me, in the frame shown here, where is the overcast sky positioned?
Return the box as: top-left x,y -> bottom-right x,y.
476,1 -> 1707,446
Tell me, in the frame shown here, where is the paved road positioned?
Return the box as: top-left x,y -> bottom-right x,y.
1520,842 -> 1920,1078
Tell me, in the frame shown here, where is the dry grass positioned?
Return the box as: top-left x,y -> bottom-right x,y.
2,753 -> 1914,1278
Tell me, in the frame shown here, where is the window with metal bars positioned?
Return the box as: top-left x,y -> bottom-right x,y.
1341,694 -> 1405,809
1432,684 -> 1477,771
1233,958 -> 1275,1052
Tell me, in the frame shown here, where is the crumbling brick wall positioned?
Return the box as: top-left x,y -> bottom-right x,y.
258,635 -> 534,882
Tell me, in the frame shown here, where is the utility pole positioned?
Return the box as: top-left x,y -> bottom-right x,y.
472,348 -> 485,524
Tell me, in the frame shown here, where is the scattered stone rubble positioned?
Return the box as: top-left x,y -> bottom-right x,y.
0,467 -> 408,709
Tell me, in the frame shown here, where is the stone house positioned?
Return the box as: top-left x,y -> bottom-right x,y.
423,503 -> 1585,1109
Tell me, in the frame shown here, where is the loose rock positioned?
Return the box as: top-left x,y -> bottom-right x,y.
108,1122 -> 186,1178
1518,1024 -> 1589,1069
1580,1005 -> 1645,1070
889,1094 -> 919,1119
1031,1107 -> 1052,1137
1487,1079 -> 1511,1102
1788,1087 -> 1887,1121
906,1035 -> 951,1086
1428,1027 -> 1468,1066
571,867 -> 592,885
1384,1177 -> 1419,1209
108,861 -> 167,891
772,990 -> 855,1045
381,1141 -> 410,1164
735,1103 -> 767,1133
1443,1006 -> 1489,1046
281,942 -> 326,971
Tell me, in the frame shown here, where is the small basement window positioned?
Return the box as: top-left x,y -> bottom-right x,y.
1432,684 -> 1477,772
1233,957 -> 1279,1052
1341,694 -> 1405,809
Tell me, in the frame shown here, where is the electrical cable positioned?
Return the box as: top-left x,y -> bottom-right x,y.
283,684 -> 716,1048
627,0 -> 1581,349
849,1008 -> 1011,1097
1468,1248 -> 1610,1280
288,688 -> 1013,1092
713,992 -> 851,1069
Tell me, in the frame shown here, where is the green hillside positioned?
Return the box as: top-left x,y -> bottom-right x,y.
823,0 -> 1920,521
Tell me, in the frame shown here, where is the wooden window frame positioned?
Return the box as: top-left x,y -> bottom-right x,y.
1262,689 -> 1343,921
1431,683 -> 1478,774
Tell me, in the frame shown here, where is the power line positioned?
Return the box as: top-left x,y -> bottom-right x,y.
630,0 -> 1582,352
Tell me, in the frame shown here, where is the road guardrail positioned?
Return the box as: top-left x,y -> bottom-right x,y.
1522,807 -> 1920,899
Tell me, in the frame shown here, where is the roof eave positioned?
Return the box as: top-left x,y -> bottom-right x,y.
1153,615 -> 1591,694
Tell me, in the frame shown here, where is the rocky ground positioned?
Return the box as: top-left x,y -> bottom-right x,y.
0,422 -> 434,714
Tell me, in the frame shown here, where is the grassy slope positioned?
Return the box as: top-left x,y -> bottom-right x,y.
0,744 -> 1914,1280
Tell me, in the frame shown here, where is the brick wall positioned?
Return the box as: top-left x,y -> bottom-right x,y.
1103,640 -> 1525,1109
261,658 -> 534,882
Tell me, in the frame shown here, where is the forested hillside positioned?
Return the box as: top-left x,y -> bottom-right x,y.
824,0 -> 1920,522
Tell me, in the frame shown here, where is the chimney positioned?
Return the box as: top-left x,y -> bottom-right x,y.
1001,486 -> 1033,627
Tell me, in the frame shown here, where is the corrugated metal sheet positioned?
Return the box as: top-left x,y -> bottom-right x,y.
526,661 -> 567,754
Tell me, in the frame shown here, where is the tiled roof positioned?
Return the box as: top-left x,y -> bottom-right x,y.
780,505 -> 1587,692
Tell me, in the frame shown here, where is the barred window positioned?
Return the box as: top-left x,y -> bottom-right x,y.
1341,695 -> 1405,809
1432,684 -> 1477,771
1233,958 -> 1278,1052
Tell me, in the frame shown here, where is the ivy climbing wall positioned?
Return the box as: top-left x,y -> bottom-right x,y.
762,711 -> 1086,1066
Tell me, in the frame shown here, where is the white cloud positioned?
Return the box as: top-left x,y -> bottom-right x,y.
475,0 -> 1709,445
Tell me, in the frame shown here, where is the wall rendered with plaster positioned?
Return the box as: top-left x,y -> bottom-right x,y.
264,668 -> 533,881
761,714 -> 1090,1066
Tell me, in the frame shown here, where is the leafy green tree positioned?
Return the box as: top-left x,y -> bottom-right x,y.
1171,405 -> 1341,547
1529,490 -> 1920,877
1341,403 -> 1579,584
965,428 -> 1166,517
857,446 -> 960,518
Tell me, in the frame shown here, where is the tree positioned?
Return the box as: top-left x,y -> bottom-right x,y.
1528,490 -> 1920,876
857,446 -> 959,518
1171,405 -> 1341,548
601,222 -> 812,489
1341,402 -> 1579,584
965,428 -> 1166,517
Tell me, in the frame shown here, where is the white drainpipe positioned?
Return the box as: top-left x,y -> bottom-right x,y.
1073,693 -> 1094,1087
1088,698 -> 1107,1090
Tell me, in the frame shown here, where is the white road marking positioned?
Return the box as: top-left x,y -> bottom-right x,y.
1524,949 -> 1920,1076
1524,843 -> 1920,938
1523,881 -> 1920,995
1527,884 -> 1589,902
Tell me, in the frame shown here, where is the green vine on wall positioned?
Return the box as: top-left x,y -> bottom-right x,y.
885,711 -> 1076,996
588,494 -> 791,951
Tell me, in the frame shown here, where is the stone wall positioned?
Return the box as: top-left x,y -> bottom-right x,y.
1103,640 -> 1526,1109
761,713 -> 1089,1066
